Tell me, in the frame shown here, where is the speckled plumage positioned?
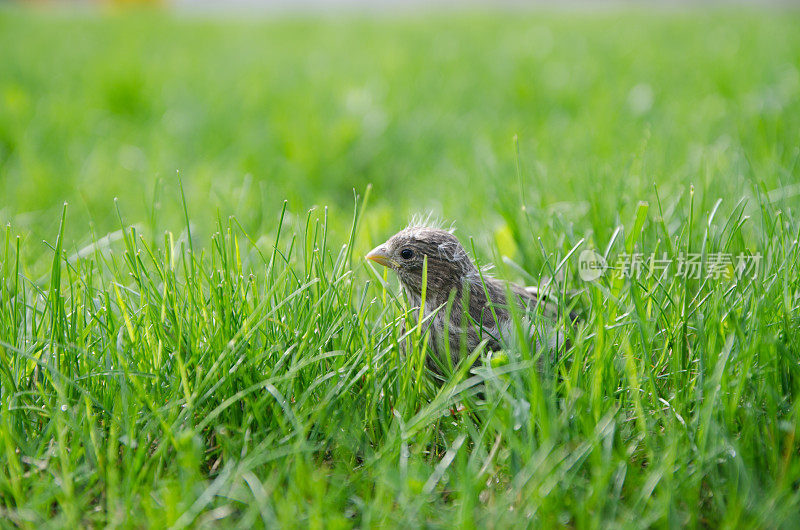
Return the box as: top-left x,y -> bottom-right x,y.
367,225 -> 569,376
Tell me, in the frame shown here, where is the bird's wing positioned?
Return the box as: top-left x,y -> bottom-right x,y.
514,282 -> 580,323
497,282 -> 580,362
507,282 -> 561,320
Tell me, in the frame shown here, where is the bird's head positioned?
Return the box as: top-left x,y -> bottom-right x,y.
366,226 -> 477,299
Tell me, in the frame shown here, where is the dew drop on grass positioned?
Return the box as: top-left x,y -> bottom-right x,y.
60,404 -> 68,412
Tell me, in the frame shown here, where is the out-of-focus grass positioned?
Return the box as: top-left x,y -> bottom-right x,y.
1,6 -> 799,528
2,8 -> 798,254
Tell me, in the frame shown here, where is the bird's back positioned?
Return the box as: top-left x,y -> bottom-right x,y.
422,276 -> 575,376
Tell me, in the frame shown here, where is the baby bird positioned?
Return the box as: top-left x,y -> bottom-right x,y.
366,225 -> 570,375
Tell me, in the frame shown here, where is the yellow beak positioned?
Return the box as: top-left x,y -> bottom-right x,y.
365,245 -> 396,268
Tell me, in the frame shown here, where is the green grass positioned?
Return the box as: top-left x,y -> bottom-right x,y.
1,6 -> 800,527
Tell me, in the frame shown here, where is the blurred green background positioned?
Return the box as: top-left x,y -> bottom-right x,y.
0,7 -> 798,260
1,6 -> 800,527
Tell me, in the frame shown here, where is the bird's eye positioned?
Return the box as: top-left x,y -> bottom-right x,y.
400,248 -> 414,260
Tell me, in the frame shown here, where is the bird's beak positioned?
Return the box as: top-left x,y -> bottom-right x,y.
366,245 -> 396,268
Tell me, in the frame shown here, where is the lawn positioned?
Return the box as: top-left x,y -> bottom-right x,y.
1,5 -> 799,527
